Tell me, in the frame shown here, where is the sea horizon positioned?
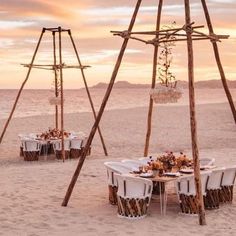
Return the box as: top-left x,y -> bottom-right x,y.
0,88 -> 235,120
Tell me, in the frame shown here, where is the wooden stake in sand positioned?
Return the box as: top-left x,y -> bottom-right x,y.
68,30 -> 108,156
61,0 -> 143,207
53,31 -> 59,130
201,0 -> 236,124
58,27 -> 65,162
184,0 -> 206,225
0,29 -> 45,144
144,0 -> 163,157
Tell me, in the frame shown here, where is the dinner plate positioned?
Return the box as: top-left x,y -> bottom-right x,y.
139,172 -> 153,178
179,169 -> 194,174
164,172 -> 181,177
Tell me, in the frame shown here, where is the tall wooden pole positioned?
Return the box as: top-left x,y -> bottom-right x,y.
53,31 -> 59,129
201,0 -> 236,124
58,27 -> 65,162
185,0 -> 206,225
0,29 -> 45,144
68,31 -> 108,156
144,0 -> 163,157
62,0 -> 142,207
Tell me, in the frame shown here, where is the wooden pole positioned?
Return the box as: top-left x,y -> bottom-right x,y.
201,0 -> 236,124
68,31 -> 108,156
144,0 -> 163,156
62,0 -> 142,207
53,31 -> 59,130
184,0 -> 206,225
0,29 -> 45,144
58,27 -> 65,162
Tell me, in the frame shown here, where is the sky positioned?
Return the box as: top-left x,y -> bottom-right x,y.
0,0 -> 236,89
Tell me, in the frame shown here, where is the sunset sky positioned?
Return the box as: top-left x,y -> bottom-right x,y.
0,0 -> 236,89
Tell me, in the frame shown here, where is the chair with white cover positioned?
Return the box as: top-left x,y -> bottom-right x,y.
219,166 -> 236,203
205,168 -> 225,209
70,138 -> 83,159
114,173 -> 153,219
22,140 -> 41,161
138,156 -> 154,165
18,134 -> 30,157
121,159 -> 143,171
199,157 -> 215,167
104,162 -> 132,205
175,171 -> 211,214
81,137 -> 91,156
53,139 -> 71,159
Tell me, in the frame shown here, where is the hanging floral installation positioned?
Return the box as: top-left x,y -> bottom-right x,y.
150,22 -> 182,104
49,68 -> 63,106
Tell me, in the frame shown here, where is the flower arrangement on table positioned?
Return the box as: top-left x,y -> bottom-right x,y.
140,152 -> 193,176
37,128 -> 71,140
175,153 -> 193,169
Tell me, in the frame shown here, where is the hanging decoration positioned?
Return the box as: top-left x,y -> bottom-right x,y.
150,22 -> 182,104
49,68 -> 63,106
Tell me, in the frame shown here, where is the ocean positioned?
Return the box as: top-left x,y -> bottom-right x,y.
0,88 -> 235,120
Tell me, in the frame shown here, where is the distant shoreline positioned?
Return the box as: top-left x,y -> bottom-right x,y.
1,79 -> 236,90
89,80 -> 236,89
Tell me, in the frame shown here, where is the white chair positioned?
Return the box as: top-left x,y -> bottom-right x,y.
22,140 -> 41,161
81,137 -> 91,156
121,159 -> 143,171
70,138 -> 83,159
205,167 -> 225,209
18,134 -> 30,156
104,162 -> 132,205
176,171 -> 211,214
75,131 -> 86,139
53,139 -> 71,159
199,157 -> 215,167
18,133 -> 30,139
220,166 -> 236,203
28,133 -> 37,139
138,156 -> 154,165
114,173 -> 153,219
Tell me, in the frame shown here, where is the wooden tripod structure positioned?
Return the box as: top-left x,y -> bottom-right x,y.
0,26 -> 108,160
62,0 -> 235,225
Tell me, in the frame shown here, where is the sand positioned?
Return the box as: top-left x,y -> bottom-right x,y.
0,102 -> 236,236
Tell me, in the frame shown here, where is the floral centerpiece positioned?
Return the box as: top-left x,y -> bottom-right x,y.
158,151 -> 176,171
38,128 -> 70,140
175,152 -> 193,169
145,152 -> 192,175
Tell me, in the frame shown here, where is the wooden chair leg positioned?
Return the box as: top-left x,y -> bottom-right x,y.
23,151 -> 39,161
205,189 -> 220,209
56,150 -> 70,160
219,186 -> 234,203
179,194 -> 199,214
117,196 -> 150,218
20,147 -> 24,157
70,149 -> 81,159
108,185 -> 118,205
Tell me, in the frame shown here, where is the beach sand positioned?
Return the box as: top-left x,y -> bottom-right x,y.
0,102 -> 236,236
